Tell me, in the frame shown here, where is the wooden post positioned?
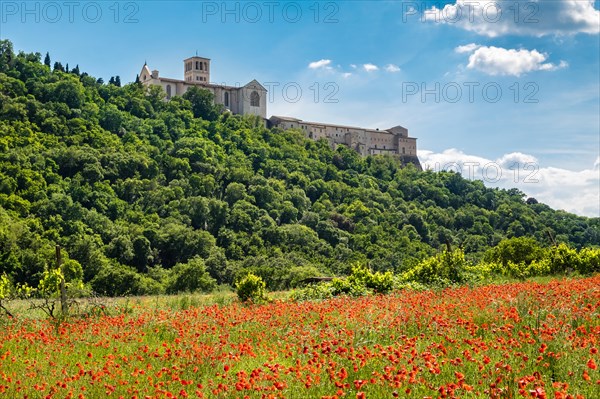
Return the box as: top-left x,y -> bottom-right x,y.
546,230 -> 557,247
56,245 -> 67,315
445,239 -> 452,253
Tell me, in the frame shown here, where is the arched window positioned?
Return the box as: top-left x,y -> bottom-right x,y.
250,91 -> 260,107
199,62 -> 203,71
166,84 -> 172,99
224,92 -> 229,107
195,61 -> 199,70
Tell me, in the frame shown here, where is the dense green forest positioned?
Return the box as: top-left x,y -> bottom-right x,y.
1,40 -> 599,296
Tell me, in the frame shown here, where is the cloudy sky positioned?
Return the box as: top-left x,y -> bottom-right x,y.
2,0 -> 599,216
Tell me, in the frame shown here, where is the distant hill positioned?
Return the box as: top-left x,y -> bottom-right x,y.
1,40 -> 598,295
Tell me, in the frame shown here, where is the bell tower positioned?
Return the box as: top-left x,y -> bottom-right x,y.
183,56 -> 211,83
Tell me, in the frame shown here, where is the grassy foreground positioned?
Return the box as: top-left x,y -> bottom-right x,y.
1,277 -> 599,399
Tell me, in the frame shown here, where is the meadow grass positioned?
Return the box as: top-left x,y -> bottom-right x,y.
0,276 -> 598,398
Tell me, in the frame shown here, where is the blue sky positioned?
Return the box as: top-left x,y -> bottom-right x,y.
2,0 -> 599,216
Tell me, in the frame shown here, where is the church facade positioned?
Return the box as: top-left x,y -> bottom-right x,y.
139,56 -> 419,168
139,56 -> 267,118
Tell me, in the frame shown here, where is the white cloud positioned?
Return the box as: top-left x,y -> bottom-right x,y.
424,0 -> 600,37
454,43 -> 481,54
496,152 -> 538,168
363,63 -> 379,72
460,46 -> 567,76
308,59 -> 332,69
306,60 -> 404,77
418,148 -> 600,217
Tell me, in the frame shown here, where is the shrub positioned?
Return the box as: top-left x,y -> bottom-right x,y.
481,241 -> 600,279
0,274 -> 10,300
577,247 -> 600,274
231,256 -> 322,291
235,273 -> 267,303
91,263 -> 163,296
330,276 -> 369,297
165,257 -> 216,294
290,283 -> 335,301
291,264 -> 394,301
484,257 -> 552,280
526,258 -> 551,277
461,262 -> 495,284
37,268 -> 65,296
401,249 -> 468,286
547,243 -> 579,274
62,259 -> 84,282
484,237 -> 543,268
348,264 -> 394,294
0,273 -> 13,316
392,279 -> 428,291
505,261 -> 529,280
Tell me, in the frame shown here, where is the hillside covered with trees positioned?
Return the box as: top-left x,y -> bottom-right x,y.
1,40 -> 599,296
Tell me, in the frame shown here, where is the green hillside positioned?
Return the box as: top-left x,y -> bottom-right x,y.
1,40 -> 598,295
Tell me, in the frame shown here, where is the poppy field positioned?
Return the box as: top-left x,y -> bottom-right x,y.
1,276 -> 599,399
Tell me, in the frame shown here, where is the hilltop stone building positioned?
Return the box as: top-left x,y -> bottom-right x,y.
139,56 -> 420,168
139,56 -> 267,118
269,116 -> 421,169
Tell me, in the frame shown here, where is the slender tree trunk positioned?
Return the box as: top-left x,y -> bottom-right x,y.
0,302 -> 14,318
56,245 -> 68,315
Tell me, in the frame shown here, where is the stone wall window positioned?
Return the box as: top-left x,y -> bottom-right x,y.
250,91 -> 260,107
166,85 -> 172,99
224,92 -> 230,107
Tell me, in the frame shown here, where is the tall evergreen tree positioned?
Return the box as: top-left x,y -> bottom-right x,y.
115,76 -> 121,87
71,64 -> 80,76
108,76 -> 115,85
44,52 -> 51,67
65,63 -> 69,73
0,40 -> 14,72
53,61 -> 64,72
